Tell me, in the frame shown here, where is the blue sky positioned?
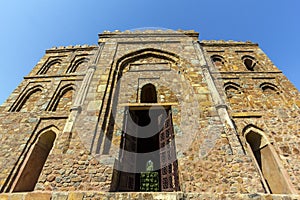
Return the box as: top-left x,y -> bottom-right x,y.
0,0 -> 299,104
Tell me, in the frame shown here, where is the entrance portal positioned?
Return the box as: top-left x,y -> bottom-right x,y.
115,106 -> 180,192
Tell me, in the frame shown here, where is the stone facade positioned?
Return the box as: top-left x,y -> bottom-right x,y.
0,29 -> 299,199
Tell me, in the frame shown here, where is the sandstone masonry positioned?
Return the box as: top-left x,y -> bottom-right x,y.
0,29 -> 299,199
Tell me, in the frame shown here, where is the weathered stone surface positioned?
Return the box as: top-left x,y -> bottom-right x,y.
0,193 -> 9,200
51,192 -> 68,200
68,192 -> 84,200
0,30 -> 299,198
24,192 -> 51,200
0,192 -> 300,200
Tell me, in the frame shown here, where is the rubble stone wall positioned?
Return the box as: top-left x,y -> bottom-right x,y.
0,30 -> 299,197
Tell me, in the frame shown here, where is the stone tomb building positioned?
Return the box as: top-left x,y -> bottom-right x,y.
0,30 -> 300,199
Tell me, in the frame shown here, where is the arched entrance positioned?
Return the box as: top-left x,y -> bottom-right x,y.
116,106 -> 180,192
109,49 -> 183,192
244,126 -> 296,194
12,128 -> 57,192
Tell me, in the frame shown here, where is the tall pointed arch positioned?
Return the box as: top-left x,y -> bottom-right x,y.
11,126 -> 58,192
109,48 -> 181,192
243,125 -> 296,194
10,85 -> 43,112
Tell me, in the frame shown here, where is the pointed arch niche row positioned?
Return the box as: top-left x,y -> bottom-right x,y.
243,125 -> 296,194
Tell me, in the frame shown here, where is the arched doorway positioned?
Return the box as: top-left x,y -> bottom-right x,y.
109,49 -> 183,192
113,106 -> 180,192
244,126 -> 295,194
12,129 -> 57,192
141,84 -> 157,103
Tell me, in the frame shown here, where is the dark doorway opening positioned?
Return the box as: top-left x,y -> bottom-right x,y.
12,130 -> 56,192
246,130 -> 294,194
134,109 -> 161,191
141,84 -> 157,103
113,106 -> 180,192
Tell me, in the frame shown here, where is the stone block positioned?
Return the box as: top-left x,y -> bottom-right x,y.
0,194 -> 9,200
0,29 -> 299,198
24,192 -> 51,200
52,192 -> 68,200
67,192 -> 84,200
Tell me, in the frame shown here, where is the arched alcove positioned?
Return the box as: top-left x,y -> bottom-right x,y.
48,84 -> 75,111
66,57 -> 90,73
141,84 -> 157,103
224,82 -> 241,98
260,83 -> 279,95
52,88 -> 74,111
242,55 -> 256,71
38,59 -> 62,75
243,125 -> 295,194
12,128 -> 57,192
259,83 -> 281,109
211,55 -> 225,68
109,49 -> 181,192
10,85 -> 43,112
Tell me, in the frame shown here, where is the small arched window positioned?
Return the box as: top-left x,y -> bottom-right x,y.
211,55 -> 225,68
242,55 -> 256,71
224,82 -> 241,98
12,128 -> 57,192
260,83 -> 279,95
141,84 -> 157,103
